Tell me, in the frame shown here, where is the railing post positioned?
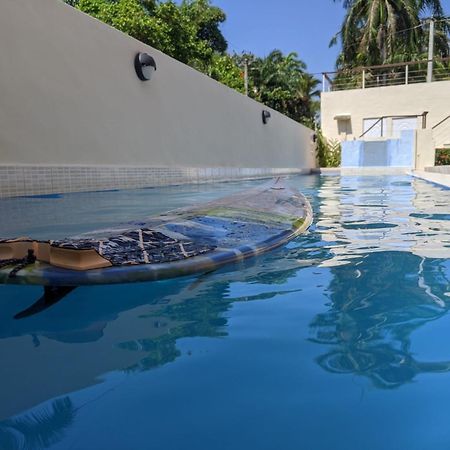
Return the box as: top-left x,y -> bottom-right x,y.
324,73 -> 334,92
362,70 -> 366,89
427,19 -> 435,83
422,111 -> 429,129
244,58 -> 249,96
405,65 -> 409,85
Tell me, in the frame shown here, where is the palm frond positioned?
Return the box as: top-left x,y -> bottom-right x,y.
0,397 -> 76,450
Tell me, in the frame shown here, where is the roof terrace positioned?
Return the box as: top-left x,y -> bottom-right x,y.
322,57 -> 450,92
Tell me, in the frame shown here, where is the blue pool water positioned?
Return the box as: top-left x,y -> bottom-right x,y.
1,175 -> 450,450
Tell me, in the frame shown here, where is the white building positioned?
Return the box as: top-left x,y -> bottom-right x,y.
320,61 -> 450,172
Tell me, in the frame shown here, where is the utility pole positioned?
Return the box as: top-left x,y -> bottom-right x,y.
427,18 -> 435,83
244,58 -> 249,96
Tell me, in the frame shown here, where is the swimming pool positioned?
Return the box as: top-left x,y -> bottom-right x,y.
1,175 -> 449,450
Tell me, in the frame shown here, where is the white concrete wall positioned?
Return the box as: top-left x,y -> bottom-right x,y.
415,129 -> 435,170
0,0 -> 315,197
321,81 -> 450,145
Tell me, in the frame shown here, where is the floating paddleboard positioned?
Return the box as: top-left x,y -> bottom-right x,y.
0,179 -> 312,286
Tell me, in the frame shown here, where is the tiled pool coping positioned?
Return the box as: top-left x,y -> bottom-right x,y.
411,170 -> 450,189
4,165 -> 447,198
0,165 -> 310,198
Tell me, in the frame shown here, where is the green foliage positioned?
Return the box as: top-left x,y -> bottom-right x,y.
181,0 -> 227,54
315,130 -> 341,167
208,54 -> 245,92
75,0 -> 226,66
242,50 -> 320,123
76,0 -> 155,46
436,148 -> 450,165
332,0 -> 450,69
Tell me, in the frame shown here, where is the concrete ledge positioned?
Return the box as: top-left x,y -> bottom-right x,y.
424,165 -> 450,174
340,167 -> 409,176
0,165 -> 310,198
411,170 -> 450,189
311,168 -> 341,176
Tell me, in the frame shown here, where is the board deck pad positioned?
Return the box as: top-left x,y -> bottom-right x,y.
0,179 -> 313,286
52,229 -> 216,265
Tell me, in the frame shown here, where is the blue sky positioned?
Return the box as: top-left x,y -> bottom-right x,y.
214,0 -> 450,75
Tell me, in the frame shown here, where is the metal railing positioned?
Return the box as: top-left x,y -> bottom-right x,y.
432,115 -> 450,148
432,114 -> 450,130
359,113 -> 428,139
322,57 -> 450,92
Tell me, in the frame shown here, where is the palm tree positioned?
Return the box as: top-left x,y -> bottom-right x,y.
251,51 -> 305,97
332,0 -> 449,68
250,50 -> 311,121
292,73 -> 321,125
232,50 -> 319,124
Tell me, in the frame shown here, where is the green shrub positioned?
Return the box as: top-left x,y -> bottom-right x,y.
315,130 -> 341,167
436,148 -> 450,166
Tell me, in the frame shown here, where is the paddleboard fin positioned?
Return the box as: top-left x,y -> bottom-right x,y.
14,286 -> 76,319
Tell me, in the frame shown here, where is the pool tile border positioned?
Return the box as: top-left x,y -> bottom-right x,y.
340,167 -> 409,176
0,165 -> 310,198
411,170 -> 450,189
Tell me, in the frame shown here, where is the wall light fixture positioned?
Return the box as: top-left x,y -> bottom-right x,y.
134,52 -> 157,81
262,110 -> 271,124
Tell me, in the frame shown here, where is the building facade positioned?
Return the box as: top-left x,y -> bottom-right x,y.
320,66 -> 450,171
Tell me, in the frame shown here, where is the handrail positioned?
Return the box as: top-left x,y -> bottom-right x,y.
322,56 -> 450,76
359,113 -> 428,138
360,117 -> 383,138
432,115 -> 450,130
321,57 -> 450,92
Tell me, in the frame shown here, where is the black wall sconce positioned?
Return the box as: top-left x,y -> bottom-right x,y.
262,110 -> 271,124
134,52 -> 157,81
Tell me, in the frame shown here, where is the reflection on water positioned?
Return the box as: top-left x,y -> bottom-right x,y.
0,398 -> 75,450
0,245 -> 315,418
317,176 -> 450,263
0,175 -> 450,449
309,176 -> 450,388
310,252 -> 450,389
0,247 -> 317,449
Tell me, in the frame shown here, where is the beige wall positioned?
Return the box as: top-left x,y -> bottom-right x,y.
415,129 -> 435,170
0,0 -> 314,171
321,81 -> 450,145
